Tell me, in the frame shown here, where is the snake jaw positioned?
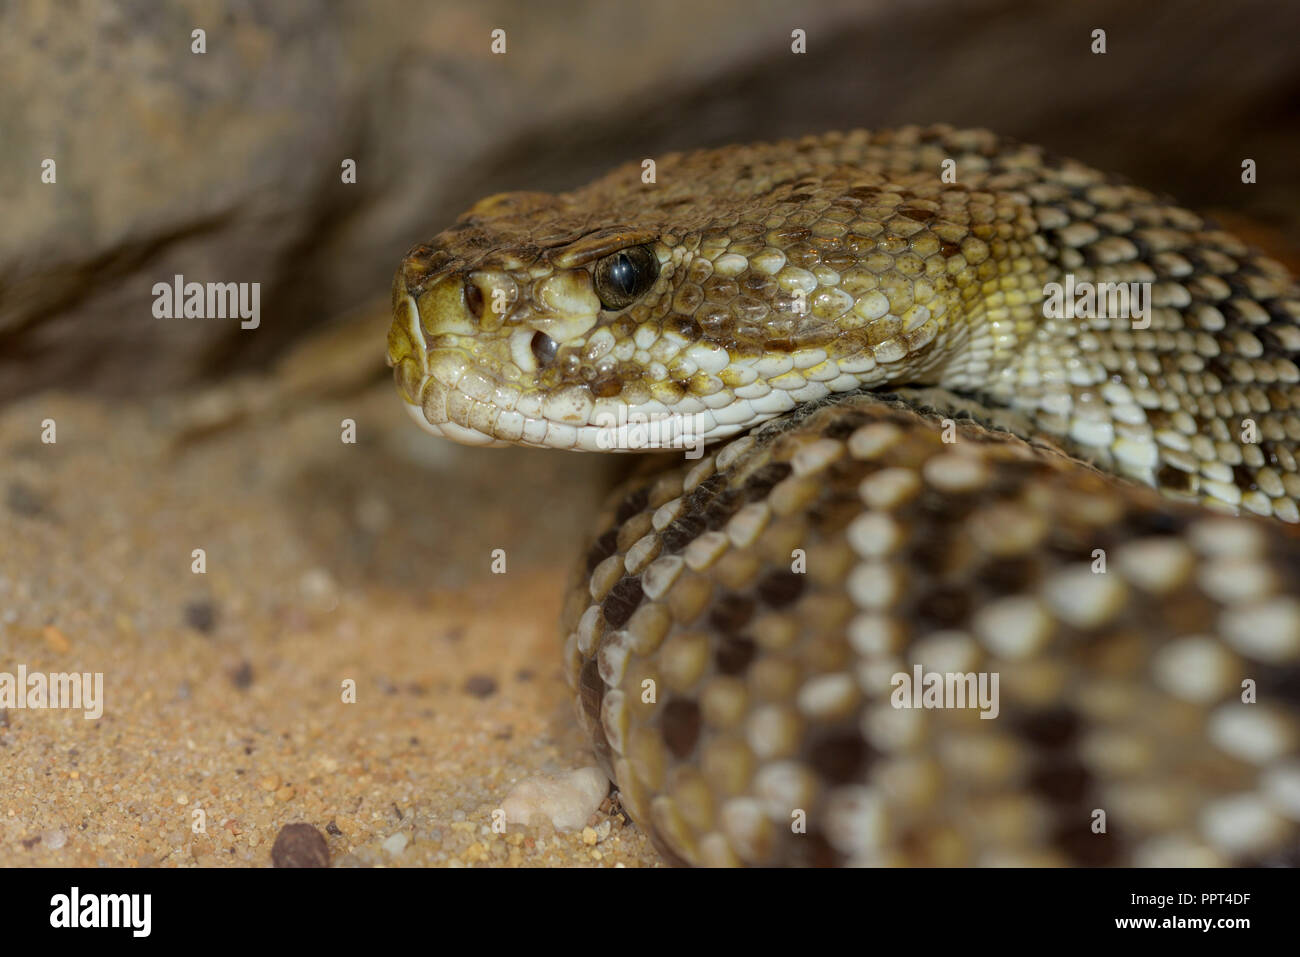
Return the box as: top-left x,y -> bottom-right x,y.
401,400 -> 510,447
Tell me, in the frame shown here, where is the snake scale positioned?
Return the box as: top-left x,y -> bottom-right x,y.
386,126 -> 1300,866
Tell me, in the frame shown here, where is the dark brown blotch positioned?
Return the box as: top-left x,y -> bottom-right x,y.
821,415 -> 866,440
660,698 -> 702,758
741,462 -> 793,503
661,514 -> 706,552
1052,817 -> 1122,866
979,555 -> 1039,595
579,656 -> 605,726
586,528 -> 619,573
615,487 -> 649,524
1124,509 -> 1187,537
780,829 -> 843,868
908,538 -> 953,577
757,569 -> 805,607
1253,663 -> 1300,708
686,472 -> 726,507
913,584 -> 971,630
709,593 -> 755,634
714,634 -> 757,676
590,374 -> 623,398
1013,707 -> 1081,749
1155,464 -> 1197,494
602,576 -> 644,628
806,728 -> 873,785
700,489 -> 743,531
1232,464 -> 1259,492
1028,756 -> 1091,804
669,316 -> 703,342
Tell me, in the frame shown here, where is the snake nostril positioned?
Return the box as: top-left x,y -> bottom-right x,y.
530,330 -> 558,366
464,282 -> 485,319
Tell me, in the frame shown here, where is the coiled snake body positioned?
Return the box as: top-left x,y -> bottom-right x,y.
388,127 -> 1300,866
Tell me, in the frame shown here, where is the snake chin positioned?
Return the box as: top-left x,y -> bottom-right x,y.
402,397 -> 757,453
401,402 -> 511,447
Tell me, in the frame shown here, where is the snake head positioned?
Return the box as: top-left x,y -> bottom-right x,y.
389,136 -> 994,452
388,192 -> 691,450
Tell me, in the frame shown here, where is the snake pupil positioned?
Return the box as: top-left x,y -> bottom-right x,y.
530,330 -> 558,365
611,255 -> 634,296
593,244 -> 658,311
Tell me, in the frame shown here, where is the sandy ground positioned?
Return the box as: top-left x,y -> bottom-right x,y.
0,339 -> 661,867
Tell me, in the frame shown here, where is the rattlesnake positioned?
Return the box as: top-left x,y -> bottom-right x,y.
387,126 -> 1300,866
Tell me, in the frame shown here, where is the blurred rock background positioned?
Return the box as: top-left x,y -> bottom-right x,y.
3,0 -> 1298,399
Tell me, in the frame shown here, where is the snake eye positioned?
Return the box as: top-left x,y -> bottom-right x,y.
593,245 -> 659,311
530,330 -> 558,365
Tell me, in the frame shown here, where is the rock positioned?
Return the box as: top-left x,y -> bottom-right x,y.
502,767 -> 609,832
270,822 -> 330,868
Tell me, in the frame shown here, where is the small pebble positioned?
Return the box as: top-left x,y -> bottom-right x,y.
463,674 -> 497,698
43,829 -> 66,850
299,568 -> 339,612
43,625 -> 71,654
184,600 -> 218,634
6,481 -> 46,517
229,660 -> 254,689
270,822 -> 330,868
382,832 -> 408,856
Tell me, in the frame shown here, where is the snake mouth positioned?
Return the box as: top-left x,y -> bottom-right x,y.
391,282 -> 801,451
398,390 -> 767,453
